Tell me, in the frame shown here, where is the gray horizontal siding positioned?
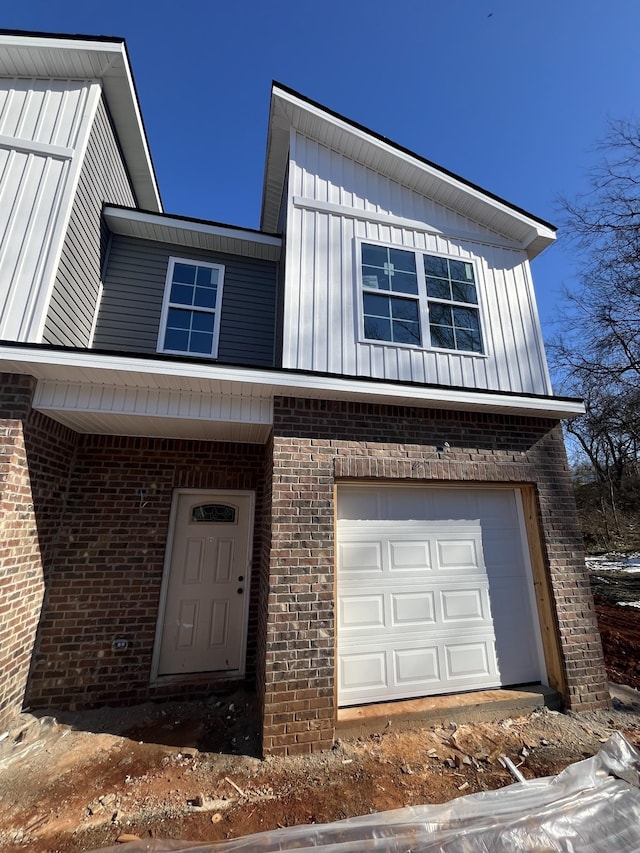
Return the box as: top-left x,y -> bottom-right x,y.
93,235 -> 277,367
43,95 -> 135,347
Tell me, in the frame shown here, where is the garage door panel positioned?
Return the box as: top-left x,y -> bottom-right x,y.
337,486 -> 545,707
394,647 -> 440,685
340,651 -> 387,692
339,636 -> 500,705
339,540 -> 383,573
340,582 -> 493,639
445,641 -> 495,680
391,591 -> 436,626
339,594 -> 385,629
441,588 -> 489,622
388,540 -> 431,571
436,538 -> 480,571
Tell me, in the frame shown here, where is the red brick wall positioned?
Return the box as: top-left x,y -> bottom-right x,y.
0,375 -> 76,728
0,379 -> 608,755
26,434 -> 267,710
261,397 -> 608,755
255,435 -> 274,721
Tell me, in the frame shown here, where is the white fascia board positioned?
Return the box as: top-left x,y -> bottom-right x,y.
101,46 -> 162,212
0,345 -> 585,419
0,33 -> 126,54
104,206 -> 281,253
0,33 -> 120,52
270,86 -> 556,255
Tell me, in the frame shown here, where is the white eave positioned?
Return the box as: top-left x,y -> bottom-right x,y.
104,206 -> 281,261
0,346 -> 585,443
261,85 -> 556,259
0,32 -> 161,211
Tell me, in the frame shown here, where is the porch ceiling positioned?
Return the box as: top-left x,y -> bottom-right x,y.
39,408 -> 271,442
32,380 -> 273,442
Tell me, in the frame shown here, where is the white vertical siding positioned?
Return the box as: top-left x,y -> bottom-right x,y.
281,132 -> 550,396
0,79 -> 87,147
0,78 -> 98,341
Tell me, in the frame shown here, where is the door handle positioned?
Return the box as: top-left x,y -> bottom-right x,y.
237,587 -> 244,595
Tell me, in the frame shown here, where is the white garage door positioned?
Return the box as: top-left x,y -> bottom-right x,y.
337,486 -> 546,707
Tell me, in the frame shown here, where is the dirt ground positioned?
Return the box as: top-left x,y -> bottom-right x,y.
1,564 -> 640,853
589,560 -> 640,690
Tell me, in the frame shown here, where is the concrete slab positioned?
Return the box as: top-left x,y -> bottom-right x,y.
336,685 -> 562,738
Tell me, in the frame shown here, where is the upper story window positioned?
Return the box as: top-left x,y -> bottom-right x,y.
158,258 -> 225,357
361,245 -> 421,346
361,243 -> 483,354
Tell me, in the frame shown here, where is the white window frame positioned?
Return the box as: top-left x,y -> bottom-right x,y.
357,238 -> 487,357
157,257 -> 225,358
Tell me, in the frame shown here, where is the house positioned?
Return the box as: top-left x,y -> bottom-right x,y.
0,30 -> 609,756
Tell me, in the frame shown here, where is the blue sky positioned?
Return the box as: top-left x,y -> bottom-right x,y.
3,1 -> 639,341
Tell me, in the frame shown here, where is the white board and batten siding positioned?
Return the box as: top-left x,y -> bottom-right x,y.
0,77 -> 102,342
336,485 -> 546,707
282,132 -> 551,396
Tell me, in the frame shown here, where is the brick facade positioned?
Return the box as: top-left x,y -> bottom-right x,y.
0,380 -> 608,756
26,434 -> 267,709
260,397 -> 609,755
0,375 -> 76,728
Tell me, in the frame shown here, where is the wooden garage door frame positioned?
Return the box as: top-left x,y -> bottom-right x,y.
333,481 -> 566,708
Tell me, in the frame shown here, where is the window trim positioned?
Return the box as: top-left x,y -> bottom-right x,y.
357,238 -> 488,357
157,256 -> 225,359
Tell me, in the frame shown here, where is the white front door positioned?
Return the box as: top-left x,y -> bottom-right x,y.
157,491 -> 253,676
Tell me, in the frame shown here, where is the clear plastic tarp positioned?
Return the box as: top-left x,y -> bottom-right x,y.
94,732 -> 640,852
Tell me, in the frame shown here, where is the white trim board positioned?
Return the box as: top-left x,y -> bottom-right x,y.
0,346 -> 585,419
293,197 -> 524,253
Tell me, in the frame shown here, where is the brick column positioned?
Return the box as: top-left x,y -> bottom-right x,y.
261,422 -> 336,756
526,424 -> 609,711
0,375 -> 43,728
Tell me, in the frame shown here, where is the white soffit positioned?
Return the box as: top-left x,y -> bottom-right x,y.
33,380 -> 272,442
262,86 -> 556,259
0,347 -> 585,423
103,207 -> 281,261
0,32 -> 161,212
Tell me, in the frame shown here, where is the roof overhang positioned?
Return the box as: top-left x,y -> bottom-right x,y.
0,31 -> 161,211
0,345 -> 585,443
103,206 -> 281,261
261,84 -> 556,259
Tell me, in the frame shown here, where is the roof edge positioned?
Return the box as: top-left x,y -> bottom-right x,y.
0,340 -> 583,418
0,27 -> 126,43
104,204 -> 280,240
265,81 -> 556,245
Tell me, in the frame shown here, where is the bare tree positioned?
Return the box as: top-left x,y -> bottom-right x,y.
557,120 -> 640,388
551,120 -> 640,546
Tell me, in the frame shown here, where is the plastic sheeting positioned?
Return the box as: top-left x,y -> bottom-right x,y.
94,732 -> 640,852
